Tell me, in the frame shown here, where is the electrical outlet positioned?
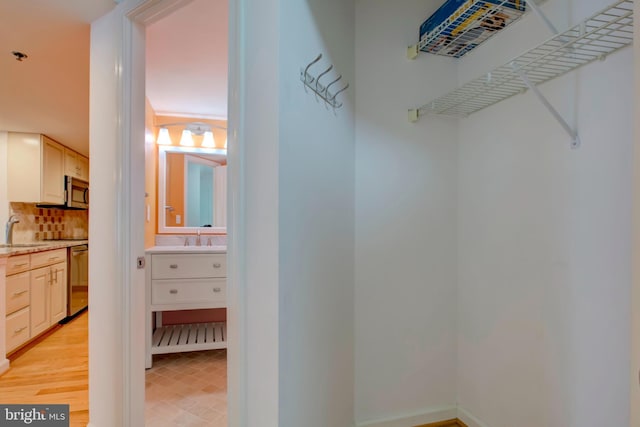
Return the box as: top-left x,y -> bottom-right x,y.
176,214 -> 181,224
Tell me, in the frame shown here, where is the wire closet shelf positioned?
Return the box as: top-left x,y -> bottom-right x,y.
412,0 -> 633,119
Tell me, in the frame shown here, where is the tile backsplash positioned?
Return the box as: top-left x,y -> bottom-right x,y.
9,202 -> 88,243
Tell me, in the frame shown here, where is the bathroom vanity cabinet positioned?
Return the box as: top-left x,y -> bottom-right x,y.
145,246 -> 227,368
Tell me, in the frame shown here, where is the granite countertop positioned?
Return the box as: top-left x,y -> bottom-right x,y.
0,240 -> 89,258
146,245 -> 227,254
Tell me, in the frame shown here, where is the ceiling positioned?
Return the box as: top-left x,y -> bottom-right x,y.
0,0 -> 228,157
146,0 -> 228,121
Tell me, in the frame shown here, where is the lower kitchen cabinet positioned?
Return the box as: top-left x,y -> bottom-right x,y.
4,248 -> 67,354
5,267 -> 31,352
5,308 -> 30,353
30,262 -> 67,337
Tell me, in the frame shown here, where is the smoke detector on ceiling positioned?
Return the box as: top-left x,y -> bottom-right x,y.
11,51 -> 28,61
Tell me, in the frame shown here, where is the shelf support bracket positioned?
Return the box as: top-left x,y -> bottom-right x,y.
407,44 -> 419,60
512,63 -> 580,149
524,0 -> 560,35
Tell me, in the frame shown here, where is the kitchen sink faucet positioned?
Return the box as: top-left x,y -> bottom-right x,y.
5,215 -> 19,245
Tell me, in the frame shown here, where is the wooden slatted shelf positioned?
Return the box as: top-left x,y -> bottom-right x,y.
151,322 -> 227,355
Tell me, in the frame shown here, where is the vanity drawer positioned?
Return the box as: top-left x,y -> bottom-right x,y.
151,254 -> 226,279
6,307 -> 30,353
6,271 -> 30,315
151,278 -> 226,306
6,254 -> 30,275
31,248 -> 66,269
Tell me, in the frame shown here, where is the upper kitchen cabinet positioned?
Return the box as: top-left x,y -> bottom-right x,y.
64,148 -> 90,182
7,133 -> 66,205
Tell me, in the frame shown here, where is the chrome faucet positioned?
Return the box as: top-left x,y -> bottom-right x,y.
5,215 -> 19,246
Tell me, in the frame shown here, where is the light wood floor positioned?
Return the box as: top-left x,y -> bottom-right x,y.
0,312 -> 88,427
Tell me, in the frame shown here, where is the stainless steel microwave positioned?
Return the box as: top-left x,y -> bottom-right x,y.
65,176 -> 89,209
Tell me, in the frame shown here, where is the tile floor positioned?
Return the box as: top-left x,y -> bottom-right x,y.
145,349 -> 227,427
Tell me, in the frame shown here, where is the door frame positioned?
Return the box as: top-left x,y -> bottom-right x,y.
106,0 -> 245,424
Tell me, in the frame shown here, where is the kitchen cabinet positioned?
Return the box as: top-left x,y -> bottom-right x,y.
30,249 -> 67,337
145,248 -> 227,368
4,248 -> 67,354
5,255 -> 31,353
64,148 -> 90,182
30,262 -> 66,336
7,133 -> 65,204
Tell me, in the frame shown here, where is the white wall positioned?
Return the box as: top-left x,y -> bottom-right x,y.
240,0 -> 280,425
355,1 -> 633,426
88,1 -> 149,426
89,8 -> 125,426
355,1 -> 459,425
456,1 -> 632,426
277,0 -> 356,426
632,1 -> 640,425
235,0 -> 357,425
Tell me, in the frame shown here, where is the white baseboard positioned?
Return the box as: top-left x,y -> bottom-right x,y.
457,406 -> 491,427
356,406 -> 458,427
0,358 -> 9,375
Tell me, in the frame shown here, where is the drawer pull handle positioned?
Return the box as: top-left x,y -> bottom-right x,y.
213,263 -> 221,268
169,264 -> 178,269
14,326 -> 27,334
49,257 -> 59,261
13,290 -> 28,296
213,287 -> 221,293
13,263 -> 28,268
169,289 -> 178,294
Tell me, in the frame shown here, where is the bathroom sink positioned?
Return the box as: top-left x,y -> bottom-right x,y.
148,245 -> 227,253
0,243 -> 50,248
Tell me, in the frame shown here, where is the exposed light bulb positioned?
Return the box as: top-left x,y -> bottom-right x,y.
201,131 -> 215,147
180,129 -> 194,146
156,128 -> 172,145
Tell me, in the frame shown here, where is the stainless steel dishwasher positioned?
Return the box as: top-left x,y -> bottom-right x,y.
68,244 -> 89,318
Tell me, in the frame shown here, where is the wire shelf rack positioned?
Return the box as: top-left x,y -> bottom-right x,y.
412,0 -> 633,119
418,0 -> 527,59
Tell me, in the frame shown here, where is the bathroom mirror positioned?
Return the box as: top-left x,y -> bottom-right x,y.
158,145 -> 227,234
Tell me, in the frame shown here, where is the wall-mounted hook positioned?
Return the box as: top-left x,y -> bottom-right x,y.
325,75 -> 342,94
328,83 -> 349,107
300,53 -> 349,109
302,54 -> 322,85
315,65 -> 334,92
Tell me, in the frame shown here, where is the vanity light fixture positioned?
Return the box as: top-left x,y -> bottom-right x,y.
157,127 -> 172,145
201,131 -> 216,147
155,121 -> 227,148
179,129 -> 194,146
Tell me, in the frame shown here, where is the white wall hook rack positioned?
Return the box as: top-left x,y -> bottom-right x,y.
300,53 -> 350,109
408,0 -> 633,148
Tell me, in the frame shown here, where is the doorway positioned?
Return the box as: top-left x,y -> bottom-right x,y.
88,0 -> 243,425
143,0 -> 230,423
